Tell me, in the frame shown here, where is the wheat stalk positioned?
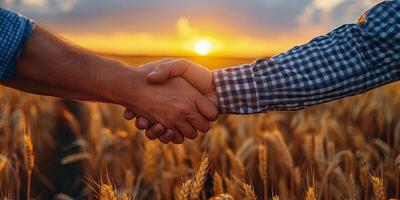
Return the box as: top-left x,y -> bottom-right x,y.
305,187 -> 316,200
303,134 -> 314,164
240,183 -> 257,200
142,141 -> 159,183
190,156 -> 209,199
23,134 -> 34,200
99,184 -> 117,200
23,135 -> 34,172
225,178 -> 236,198
370,175 -> 385,200
0,155 -> 7,177
226,149 -> 245,178
213,172 -> 224,195
120,193 -> 131,200
269,130 -> 293,169
178,179 -> 192,200
258,144 -> 268,199
209,194 -> 234,200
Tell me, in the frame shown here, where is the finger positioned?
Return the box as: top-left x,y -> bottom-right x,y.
175,120 -> 197,140
195,94 -> 219,121
188,113 -> 210,133
145,58 -> 174,67
123,108 -> 136,120
171,131 -> 185,144
158,58 -> 173,63
147,59 -> 191,83
159,129 -> 174,144
135,117 -> 150,130
145,123 -> 165,140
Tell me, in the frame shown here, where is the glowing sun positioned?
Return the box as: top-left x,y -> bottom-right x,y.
194,39 -> 211,55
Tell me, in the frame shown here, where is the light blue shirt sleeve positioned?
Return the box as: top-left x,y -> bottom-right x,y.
0,8 -> 35,80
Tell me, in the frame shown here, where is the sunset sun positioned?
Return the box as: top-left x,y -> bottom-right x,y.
194,39 -> 211,55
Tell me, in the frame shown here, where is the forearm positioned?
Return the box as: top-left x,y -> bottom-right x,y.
4,26 -> 134,104
1,77 -> 108,102
213,1 -> 400,114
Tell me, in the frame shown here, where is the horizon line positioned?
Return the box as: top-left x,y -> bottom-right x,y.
98,52 -> 271,60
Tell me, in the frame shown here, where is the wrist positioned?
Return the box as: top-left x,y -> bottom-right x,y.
108,65 -> 144,108
83,56 -> 140,106
206,84 -> 219,110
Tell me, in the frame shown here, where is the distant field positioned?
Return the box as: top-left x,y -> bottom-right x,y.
105,55 -> 259,69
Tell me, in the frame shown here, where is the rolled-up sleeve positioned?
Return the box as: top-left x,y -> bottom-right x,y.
0,8 -> 35,80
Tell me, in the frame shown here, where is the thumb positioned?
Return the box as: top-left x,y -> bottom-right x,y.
147,59 -> 189,83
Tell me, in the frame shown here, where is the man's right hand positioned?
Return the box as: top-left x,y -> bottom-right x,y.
124,59 -> 219,142
147,59 -> 218,103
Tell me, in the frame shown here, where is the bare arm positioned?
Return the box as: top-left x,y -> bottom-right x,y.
1,27 -> 130,103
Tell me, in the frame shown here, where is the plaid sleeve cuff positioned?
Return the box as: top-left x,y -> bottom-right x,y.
212,64 -> 260,114
0,8 -> 35,80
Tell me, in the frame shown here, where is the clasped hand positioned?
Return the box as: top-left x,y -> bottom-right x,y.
122,58 -> 218,144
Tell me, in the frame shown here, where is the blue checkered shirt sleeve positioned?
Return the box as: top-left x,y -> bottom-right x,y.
0,8 -> 35,80
213,0 -> 400,114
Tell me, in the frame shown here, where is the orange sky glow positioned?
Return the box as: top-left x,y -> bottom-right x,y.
4,0 -> 378,58
62,17 -> 313,58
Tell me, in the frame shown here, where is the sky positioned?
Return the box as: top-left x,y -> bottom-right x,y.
1,0 -> 381,57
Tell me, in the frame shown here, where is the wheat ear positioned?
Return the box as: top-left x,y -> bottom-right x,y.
240,183 -> 257,200
178,179 -> 192,200
99,184 -> 117,200
258,144 -> 268,199
213,172 -> 224,195
305,187 -> 316,200
190,156 -> 209,199
0,155 -> 7,177
370,175 -> 385,200
23,134 -> 34,200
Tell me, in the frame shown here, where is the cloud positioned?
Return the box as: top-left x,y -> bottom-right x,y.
297,0 -> 380,30
55,0 -> 77,12
23,0 -> 46,7
176,17 -> 192,36
0,0 -> 386,56
0,0 -> 78,14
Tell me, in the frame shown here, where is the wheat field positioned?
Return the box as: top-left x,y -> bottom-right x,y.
0,57 -> 399,200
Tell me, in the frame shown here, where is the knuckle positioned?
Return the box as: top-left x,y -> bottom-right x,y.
150,128 -> 161,136
172,136 -> 184,144
159,139 -> 168,144
199,122 -> 210,133
159,134 -> 171,143
177,105 -> 191,116
210,110 -> 219,121
156,64 -> 166,71
161,58 -> 173,62
176,58 -> 191,68
185,130 -> 198,140
176,58 -> 188,63
156,124 -> 165,132
145,130 -> 157,140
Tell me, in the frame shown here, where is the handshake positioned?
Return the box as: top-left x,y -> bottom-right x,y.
8,27 -> 220,144
117,58 -> 219,144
